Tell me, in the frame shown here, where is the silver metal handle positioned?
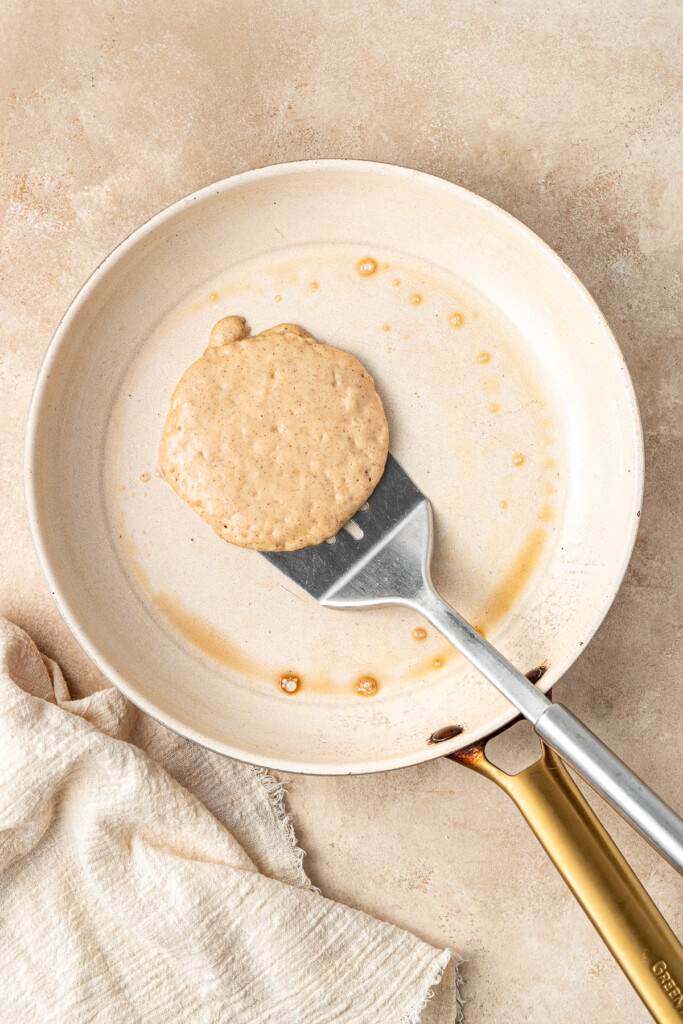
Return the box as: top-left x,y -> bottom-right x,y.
535,704 -> 683,873
418,587 -> 683,874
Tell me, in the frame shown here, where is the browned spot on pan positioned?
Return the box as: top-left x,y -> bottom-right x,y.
475,527 -> 548,631
152,590 -> 258,676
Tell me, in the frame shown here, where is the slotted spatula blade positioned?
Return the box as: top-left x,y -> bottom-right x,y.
262,454 -> 427,603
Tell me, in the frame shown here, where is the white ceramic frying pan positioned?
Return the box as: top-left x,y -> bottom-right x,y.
24,162 -> 683,1021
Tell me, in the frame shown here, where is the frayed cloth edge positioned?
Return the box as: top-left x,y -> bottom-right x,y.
252,765 -> 463,1022
250,765 -> 321,893
403,948 -> 466,1024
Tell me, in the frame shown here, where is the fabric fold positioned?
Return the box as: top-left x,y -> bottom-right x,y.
0,619 -> 462,1023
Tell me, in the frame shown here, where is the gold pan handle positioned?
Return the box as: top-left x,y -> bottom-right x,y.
450,742 -> 683,1023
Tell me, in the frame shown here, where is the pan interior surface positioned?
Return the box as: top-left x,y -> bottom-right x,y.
25,162 -> 643,773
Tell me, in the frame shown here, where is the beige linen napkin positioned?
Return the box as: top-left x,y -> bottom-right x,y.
0,619 -> 462,1023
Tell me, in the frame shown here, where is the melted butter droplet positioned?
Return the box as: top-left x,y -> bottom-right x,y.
355,675 -> 378,697
279,673 -> 300,694
382,324 -> 391,332
433,658 -> 444,669
139,472 -> 151,483
310,281 -> 319,291
391,277 -> 400,287
358,257 -> 377,276
512,453 -> 525,466
208,292 -> 219,303
449,312 -> 464,327
488,403 -> 498,413
274,294 -> 282,302
409,293 -> 422,305
413,627 -> 427,641
477,352 -> 490,363
499,500 -> 508,509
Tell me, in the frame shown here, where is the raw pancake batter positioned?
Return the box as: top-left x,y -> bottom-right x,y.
159,316 -> 389,551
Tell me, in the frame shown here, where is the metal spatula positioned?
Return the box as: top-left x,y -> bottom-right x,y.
264,454 -> 683,873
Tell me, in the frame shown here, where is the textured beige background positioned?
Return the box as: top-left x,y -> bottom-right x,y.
1,1 -> 681,1021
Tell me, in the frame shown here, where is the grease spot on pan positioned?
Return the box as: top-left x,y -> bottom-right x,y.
475,528 -> 548,630
357,257 -> 377,276
355,675 -> 379,697
153,590 -> 259,676
279,673 -> 300,693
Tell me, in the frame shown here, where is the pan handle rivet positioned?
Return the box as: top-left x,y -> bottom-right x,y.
430,725 -> 464,744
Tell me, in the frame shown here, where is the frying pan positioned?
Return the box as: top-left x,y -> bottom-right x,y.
25,161 -> 683,1020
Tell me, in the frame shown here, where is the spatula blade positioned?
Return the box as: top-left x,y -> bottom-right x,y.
261,454 -> 426,602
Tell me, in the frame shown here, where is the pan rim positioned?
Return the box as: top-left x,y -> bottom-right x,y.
24,158 -> 644,774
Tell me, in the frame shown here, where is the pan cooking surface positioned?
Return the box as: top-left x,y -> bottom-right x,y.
25,162 -> 643,772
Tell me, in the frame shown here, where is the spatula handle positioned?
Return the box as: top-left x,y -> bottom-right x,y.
535,704 -> 683,878
450,741 -> 683,1024
418,588 -> 683,873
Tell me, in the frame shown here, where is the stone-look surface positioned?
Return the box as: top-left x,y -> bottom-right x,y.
1,2 -> 680,1020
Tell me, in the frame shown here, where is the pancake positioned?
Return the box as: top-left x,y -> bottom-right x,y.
159,316 -> 389,551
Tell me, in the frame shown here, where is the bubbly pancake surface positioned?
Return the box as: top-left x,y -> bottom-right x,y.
159,316 -> 389,551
